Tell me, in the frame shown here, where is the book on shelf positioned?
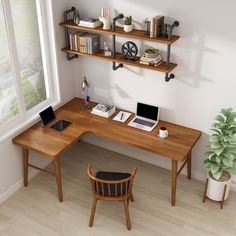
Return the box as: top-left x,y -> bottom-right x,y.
69,32 -> 100,54
150,16 -> 164,38
79,18 -> 102,28
91,104 -> 116,118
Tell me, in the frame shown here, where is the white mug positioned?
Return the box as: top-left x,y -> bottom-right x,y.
159,126 -> 168,139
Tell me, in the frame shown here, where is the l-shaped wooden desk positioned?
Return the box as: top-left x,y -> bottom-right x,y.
12,98 -> 201,206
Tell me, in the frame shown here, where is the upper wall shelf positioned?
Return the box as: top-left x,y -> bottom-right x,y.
60,20 -> 180,45
60,8 -> 180,82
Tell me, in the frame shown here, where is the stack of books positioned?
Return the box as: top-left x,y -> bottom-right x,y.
140,54 -> 162,66
79,18 -> 102,28
69,32 -> 100,54
91,104 -> 116,118
150,16 -> 164,38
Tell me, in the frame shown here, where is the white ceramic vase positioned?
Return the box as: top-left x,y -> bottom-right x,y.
124,24 -> 133,32
206,172 -> 231,201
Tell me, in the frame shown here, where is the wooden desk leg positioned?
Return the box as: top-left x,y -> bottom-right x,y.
23,148 -> 29,187
187,152 -> 192,180
171,160 -> 178,206
54,157 -> 63,202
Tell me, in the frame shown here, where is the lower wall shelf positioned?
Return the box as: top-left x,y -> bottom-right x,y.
61,48 -> 177,74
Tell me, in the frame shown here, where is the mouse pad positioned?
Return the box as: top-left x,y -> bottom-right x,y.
51,120 -> 71,131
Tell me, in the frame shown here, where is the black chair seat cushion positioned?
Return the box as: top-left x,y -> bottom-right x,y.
95,171 -> 131,197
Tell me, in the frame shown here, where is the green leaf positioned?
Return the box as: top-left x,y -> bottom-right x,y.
215,115 -> 225,123
205,150 -> 214,155
210,143 -> 222,149
215,148 -> 224,156
212,169 -> 223,180
224,152 -> 235,160
215,156 -> 221,165
203,162 -> 211,170
210,164 -> 220,174
229,164 -> 236,174
208,152 -> 216,161
228,127 -> 236,134
209,135 -> 220,143
221,108 -> 228,116
222,156 -> 234,167
210,128 -> 222,135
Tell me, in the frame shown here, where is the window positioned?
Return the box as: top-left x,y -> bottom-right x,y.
0,0 -> 19,124
0,0 -> 59,132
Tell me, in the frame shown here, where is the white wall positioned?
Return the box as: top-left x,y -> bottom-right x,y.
1,0 -> 236,204
73,0 -> 236,188
0,0 -> 77,203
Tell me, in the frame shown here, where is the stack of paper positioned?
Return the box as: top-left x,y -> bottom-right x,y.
113,111 -> 131,123
91,103 -> 116,118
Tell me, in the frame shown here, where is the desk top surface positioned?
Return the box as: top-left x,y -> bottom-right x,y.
12,98 -> 201,161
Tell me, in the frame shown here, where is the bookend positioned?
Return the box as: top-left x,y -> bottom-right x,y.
64,7 -> 79,61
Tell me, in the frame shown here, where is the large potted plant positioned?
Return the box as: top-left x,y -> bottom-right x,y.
203,108 -> 236,201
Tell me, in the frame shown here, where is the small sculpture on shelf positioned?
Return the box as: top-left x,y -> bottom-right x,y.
104,41 -> 112,56
80,76 -> 91,110
73,9 -> 80,25
121,41 -> 138,61
99,8 -> 111,30
144,20 -> 151,36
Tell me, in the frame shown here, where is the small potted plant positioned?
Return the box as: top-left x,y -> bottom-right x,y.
124,16 -> 133,32
203,108 -> 236,202
145,47 -> 160,58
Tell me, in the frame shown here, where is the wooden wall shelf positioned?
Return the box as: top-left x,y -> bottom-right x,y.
62,48 -> 177,73
60,9 -> 180,82
60,20 -> 180,45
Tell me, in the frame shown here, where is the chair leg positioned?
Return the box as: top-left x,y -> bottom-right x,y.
89,197 -> 97,227
124,199 -> 131,230
130,191 -> 134,202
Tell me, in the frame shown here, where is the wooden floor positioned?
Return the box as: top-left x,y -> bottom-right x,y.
1,142 -> 236,236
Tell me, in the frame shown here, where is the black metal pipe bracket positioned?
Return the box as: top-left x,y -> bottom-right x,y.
165,73 -> 175,82
113,62 -> 123,71
168,21 -> 179,40
64,6 -> 78,61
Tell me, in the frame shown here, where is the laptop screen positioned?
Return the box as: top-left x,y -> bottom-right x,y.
137,103 -> 159,121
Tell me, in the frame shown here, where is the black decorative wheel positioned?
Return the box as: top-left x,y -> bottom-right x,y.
121,41 -> 138,60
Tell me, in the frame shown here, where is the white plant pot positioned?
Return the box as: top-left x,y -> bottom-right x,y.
206,172 -> 231,201
124,25 -> 133,32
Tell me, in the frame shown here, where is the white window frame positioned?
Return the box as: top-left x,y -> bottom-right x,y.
0,0 -> 61,142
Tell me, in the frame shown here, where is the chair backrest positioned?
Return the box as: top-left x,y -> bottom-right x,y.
87,164 -> 137,200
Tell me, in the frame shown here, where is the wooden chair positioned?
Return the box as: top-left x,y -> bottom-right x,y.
87,164 -> 137,230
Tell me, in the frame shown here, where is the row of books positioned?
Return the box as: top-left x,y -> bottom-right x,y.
139,54 -> 163,66
91,103 -> 116,118
69,32 -> 100,54
150,15 -> 164,38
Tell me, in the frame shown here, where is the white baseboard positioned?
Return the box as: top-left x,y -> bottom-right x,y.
0,159 -> 51,205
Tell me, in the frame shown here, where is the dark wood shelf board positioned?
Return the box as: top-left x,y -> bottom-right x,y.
61,48 -> 177,73
59,20 -> 180,45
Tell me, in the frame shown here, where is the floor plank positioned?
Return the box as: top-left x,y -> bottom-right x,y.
0,141 -> 236,236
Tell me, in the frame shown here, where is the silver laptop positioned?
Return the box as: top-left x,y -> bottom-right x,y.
128,102 -> 160,132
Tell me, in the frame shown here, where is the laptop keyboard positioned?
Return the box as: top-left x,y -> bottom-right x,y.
133,118 -> 156,127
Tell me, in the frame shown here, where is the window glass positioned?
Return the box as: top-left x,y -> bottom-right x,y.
10,0 -> 47,110
0,1 -> 19,125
